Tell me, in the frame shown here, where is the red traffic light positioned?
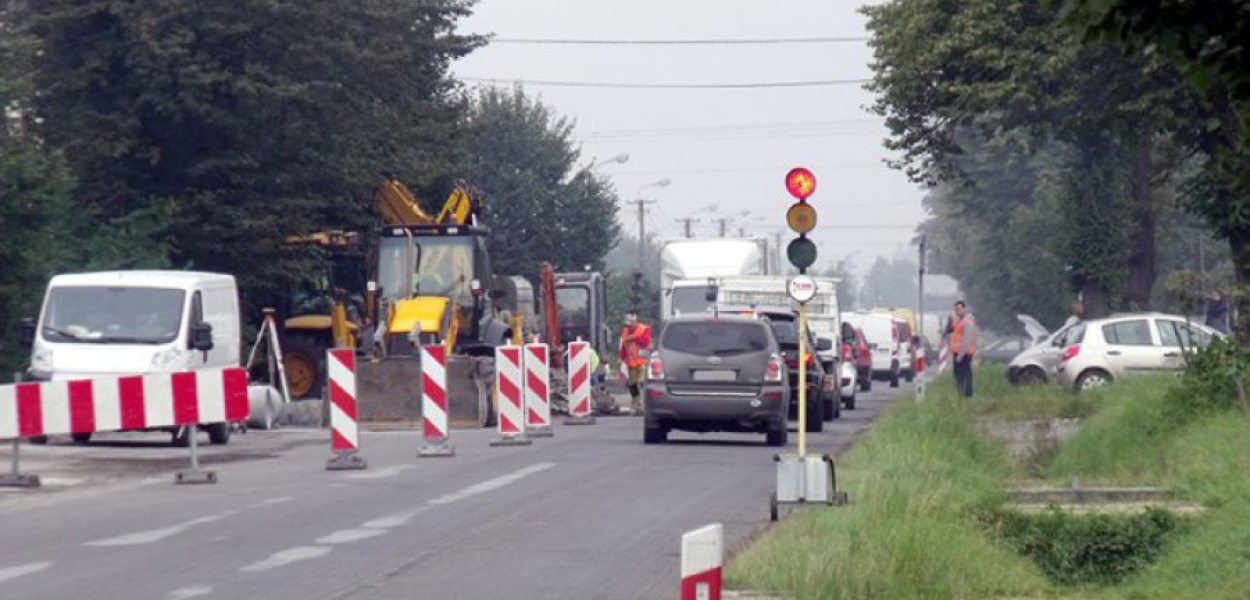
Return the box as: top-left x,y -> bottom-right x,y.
785,167 -> 816,200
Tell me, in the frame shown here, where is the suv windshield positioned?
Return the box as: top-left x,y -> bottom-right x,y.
661,321 -> 771,357
41,286 -> 185,344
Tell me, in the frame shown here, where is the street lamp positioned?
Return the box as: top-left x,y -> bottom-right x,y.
634,178 -> 672,271
590,153 -> 630,171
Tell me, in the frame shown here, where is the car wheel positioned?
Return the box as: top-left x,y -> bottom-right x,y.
1017,367 -> 1047,386
844,392 -> 856,411
71,432 -> 92,445
643,426 -> 667,444
860,376 -> 871,392
904,367 -> 914,383
822,396 -> 835,422
889,368 -> 900,388
207,423 -> 231,445
1076,370 -> 1112,391
805,393 -> 824,433
766,426 -> 788,447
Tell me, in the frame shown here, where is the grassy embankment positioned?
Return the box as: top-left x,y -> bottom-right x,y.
728,366 -> 1250,600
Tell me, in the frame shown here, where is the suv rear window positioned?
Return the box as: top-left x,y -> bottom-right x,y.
660,321 -> 771,357
765,319 -> 798,345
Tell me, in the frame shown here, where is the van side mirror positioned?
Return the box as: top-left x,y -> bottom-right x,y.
816,337 -> 833,352
19,318 -> 35,349
191,322 -> 214,352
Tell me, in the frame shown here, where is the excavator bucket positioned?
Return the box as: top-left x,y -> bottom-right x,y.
356,355 -> 495,428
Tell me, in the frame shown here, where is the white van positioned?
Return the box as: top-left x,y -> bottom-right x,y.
23,271 -> 242,444
841,311 -> 900,387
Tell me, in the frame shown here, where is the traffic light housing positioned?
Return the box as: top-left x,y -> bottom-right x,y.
784,167 -> 818,273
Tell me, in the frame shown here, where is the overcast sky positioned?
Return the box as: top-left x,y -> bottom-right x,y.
450,0 -> 925,274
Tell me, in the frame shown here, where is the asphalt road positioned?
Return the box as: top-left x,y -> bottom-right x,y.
0,384 -> 907,600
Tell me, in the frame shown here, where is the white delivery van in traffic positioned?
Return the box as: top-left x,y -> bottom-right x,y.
23,270 -> 242,445
659,238 -> 772,318
841,310 -> 901,387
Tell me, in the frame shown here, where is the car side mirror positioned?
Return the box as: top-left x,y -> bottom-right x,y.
816,337 -> 833,352
19,317 -> 35,349
191,322 -> 214,352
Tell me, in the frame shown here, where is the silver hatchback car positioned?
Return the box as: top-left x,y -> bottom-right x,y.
1056,313 -> 1222,390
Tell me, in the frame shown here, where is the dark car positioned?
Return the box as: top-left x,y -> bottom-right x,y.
643,315 -> 790,446
977,336 -> 1032,365
757,310 -> 833,431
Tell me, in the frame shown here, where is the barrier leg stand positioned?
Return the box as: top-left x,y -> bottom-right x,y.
417,345 -> 455,457
326,349 -> 367,470
490,344 -> 532,447
176,427 -> 217,485
0,438 -> 40,488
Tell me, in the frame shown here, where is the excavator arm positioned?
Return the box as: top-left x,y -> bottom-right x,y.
373,175 -> 483,226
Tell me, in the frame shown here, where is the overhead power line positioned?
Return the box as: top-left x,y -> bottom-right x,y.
488,36 -> 870,45
458,77 -> 870,89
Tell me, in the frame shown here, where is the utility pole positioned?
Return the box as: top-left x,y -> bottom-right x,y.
675,217 -> 699,238
737,227 -> 746,238
714,218 -> 730,238
917,236 -> 927,402
632,198 -> 656,272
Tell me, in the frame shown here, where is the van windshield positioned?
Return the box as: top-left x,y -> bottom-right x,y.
671,286 -> 714,316
41,287 -> 185,344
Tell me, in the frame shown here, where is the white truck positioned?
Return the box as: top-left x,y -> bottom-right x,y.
659,237 -> 772,318
21,270 -> 243,445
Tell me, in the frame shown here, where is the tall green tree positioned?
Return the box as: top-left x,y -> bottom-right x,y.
864,0 -> 1201,316
1054,0 -> 1250,339
15,0 -> 482,309
460,86 -> 621,281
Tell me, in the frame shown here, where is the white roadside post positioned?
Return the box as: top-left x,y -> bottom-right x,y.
680,523 -> 723,600
916,236 -> 927,402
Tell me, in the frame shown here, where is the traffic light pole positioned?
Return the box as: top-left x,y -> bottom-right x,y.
797,301 -> 808,457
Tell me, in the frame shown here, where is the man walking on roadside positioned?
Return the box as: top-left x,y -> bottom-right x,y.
619,313 -> 653,414
949,300 -> 977,398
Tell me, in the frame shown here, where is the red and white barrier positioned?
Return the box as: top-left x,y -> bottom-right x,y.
327,349 -> 359,452
0,368 -> 248,440
418,345 -> 454,456
491,344 -> 531,446
681,523 -> 723,600
524,343 -> 552,436
564,341 -> 595,425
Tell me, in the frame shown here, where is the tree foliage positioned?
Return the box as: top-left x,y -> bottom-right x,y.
461,86 -> 621,282
13,0 -> 483,308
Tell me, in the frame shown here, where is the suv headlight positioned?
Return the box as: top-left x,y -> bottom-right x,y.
150,347 -> 187,371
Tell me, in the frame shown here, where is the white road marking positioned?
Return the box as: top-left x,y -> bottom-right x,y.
317,529 -> 387,545
241,546 -> 333,573
85,511 -> 236,547
427,462 -> 555,506
251,496 -> 294,508
166,585 -> 213,599
342,465 -> 414,480
0,562 -> 52,583
362,506 -> 431,529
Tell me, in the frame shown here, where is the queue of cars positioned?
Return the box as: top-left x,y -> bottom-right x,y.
642,302 -> 925,445
1006,312 -> 1221,390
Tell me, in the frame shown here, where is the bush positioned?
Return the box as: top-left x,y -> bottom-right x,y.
1164,338 -> 1250,424
976,506 -> 1192,586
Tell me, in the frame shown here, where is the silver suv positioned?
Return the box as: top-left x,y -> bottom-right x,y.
644,315 -> 790,446
1056,313 -> 1221,390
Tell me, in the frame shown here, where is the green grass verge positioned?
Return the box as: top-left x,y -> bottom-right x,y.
728,369 -> 1250,599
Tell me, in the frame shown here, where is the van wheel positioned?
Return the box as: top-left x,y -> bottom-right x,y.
171,426 -> 192,448
643,426 -> 667,444
904,367 -> 915,383
860,376 -> 871,392
283,334 -> 327,400
766,425 -> 788,447
822,396 -> 836,422
844,392 -> 856,411
889,368 -> 900,388
805,393 -> 824,433
71,432 -> 92,445
207,423 -> 231,445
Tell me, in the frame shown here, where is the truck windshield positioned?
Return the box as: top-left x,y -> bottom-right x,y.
671,286 -> 713,316
41,287 -> 185,344
377,236 -> 475,306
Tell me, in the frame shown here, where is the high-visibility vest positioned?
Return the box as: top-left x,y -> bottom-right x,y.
950,316 -> 977,356
621,324 -> 652,368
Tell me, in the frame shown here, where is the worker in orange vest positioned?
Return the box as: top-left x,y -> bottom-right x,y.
619,313 -> 653,414
948,300 -> 978,397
